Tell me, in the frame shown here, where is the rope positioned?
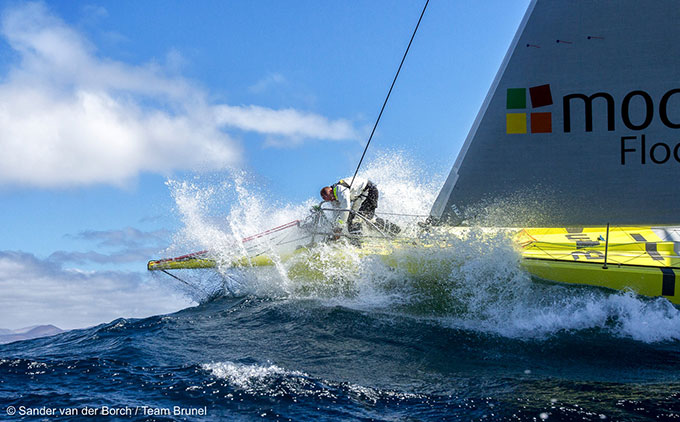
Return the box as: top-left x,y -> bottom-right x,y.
161,269 -> 192,286
374,211 -> 429,218
319,207 -> 428,218
348,0 -> 430,189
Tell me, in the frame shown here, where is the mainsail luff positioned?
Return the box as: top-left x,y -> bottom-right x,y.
432,0 -> 680,226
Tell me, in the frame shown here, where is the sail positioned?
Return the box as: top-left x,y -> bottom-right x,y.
432,0 -> 680,226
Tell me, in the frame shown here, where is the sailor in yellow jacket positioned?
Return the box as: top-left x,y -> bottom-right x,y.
320,177 -> 378,235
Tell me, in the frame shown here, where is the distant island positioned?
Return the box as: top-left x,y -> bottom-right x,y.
0,325 -> 64,344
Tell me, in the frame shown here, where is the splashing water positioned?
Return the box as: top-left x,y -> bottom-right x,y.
164,152 -> 680,343
201,360 -> 425,403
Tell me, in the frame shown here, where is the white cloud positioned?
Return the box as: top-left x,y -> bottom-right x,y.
0,2 -> 360,188
0,250 -> 193,329
214,105 -> 359,144
249,73 -> 287,94
81,5 -> 109,22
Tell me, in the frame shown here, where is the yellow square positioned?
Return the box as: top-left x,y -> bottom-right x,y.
506,113 -> 527,134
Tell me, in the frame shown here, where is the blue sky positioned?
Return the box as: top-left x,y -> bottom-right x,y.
0,0 -> 530,329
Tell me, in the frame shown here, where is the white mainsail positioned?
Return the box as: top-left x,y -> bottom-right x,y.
432,0 -> 680,226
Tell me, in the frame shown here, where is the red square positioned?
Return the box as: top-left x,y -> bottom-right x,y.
530,84 -> 553,108
531,112 -> 552,133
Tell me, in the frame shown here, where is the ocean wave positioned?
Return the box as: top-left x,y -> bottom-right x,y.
201,360 -> 426,404
164,152 -> 680,344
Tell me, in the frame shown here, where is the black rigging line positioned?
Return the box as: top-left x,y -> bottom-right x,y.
349,0 -> 430,189
161,269 -> 192,287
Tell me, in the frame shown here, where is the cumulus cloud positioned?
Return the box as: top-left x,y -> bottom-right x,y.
214,105 -> 359,143
0,251 -> 193,329
0,2 -> 360,188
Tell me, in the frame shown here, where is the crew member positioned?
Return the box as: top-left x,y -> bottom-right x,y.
320,177 -> 378,234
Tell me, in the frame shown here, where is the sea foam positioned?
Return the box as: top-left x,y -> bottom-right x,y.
167,152 -> 680,343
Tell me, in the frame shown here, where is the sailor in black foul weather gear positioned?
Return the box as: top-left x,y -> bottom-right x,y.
320,177 -> 400,236
320,177 -> 377,234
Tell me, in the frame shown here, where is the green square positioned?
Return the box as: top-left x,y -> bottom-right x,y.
507,88 -> 526,109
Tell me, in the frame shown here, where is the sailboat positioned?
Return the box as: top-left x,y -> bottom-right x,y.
148,0 -> 680,305
429,0 -> 680,304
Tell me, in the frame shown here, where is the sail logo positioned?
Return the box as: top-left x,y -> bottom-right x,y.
561,88 -> 680,164
506,84 -> 553,134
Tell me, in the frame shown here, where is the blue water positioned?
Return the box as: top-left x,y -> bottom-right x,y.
4,157 -> 680,420
4,165 -> 680,421
2,278 -> 680,421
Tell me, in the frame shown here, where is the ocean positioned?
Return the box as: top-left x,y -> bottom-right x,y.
2,157 -> 680,421
2,242 -> 680,421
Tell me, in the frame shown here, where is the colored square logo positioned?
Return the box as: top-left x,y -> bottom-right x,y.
531,112 -> 552,133
506,113 -> 527,134
506,88 -> 526,109
529,84 -> 553,108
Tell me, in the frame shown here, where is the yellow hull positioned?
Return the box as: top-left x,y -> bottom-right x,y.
148,226 -> 680,304
517,226 -> 679,304
521,259 -> 678,303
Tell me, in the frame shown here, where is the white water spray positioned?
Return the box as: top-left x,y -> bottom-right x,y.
166,151 -> 680,343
